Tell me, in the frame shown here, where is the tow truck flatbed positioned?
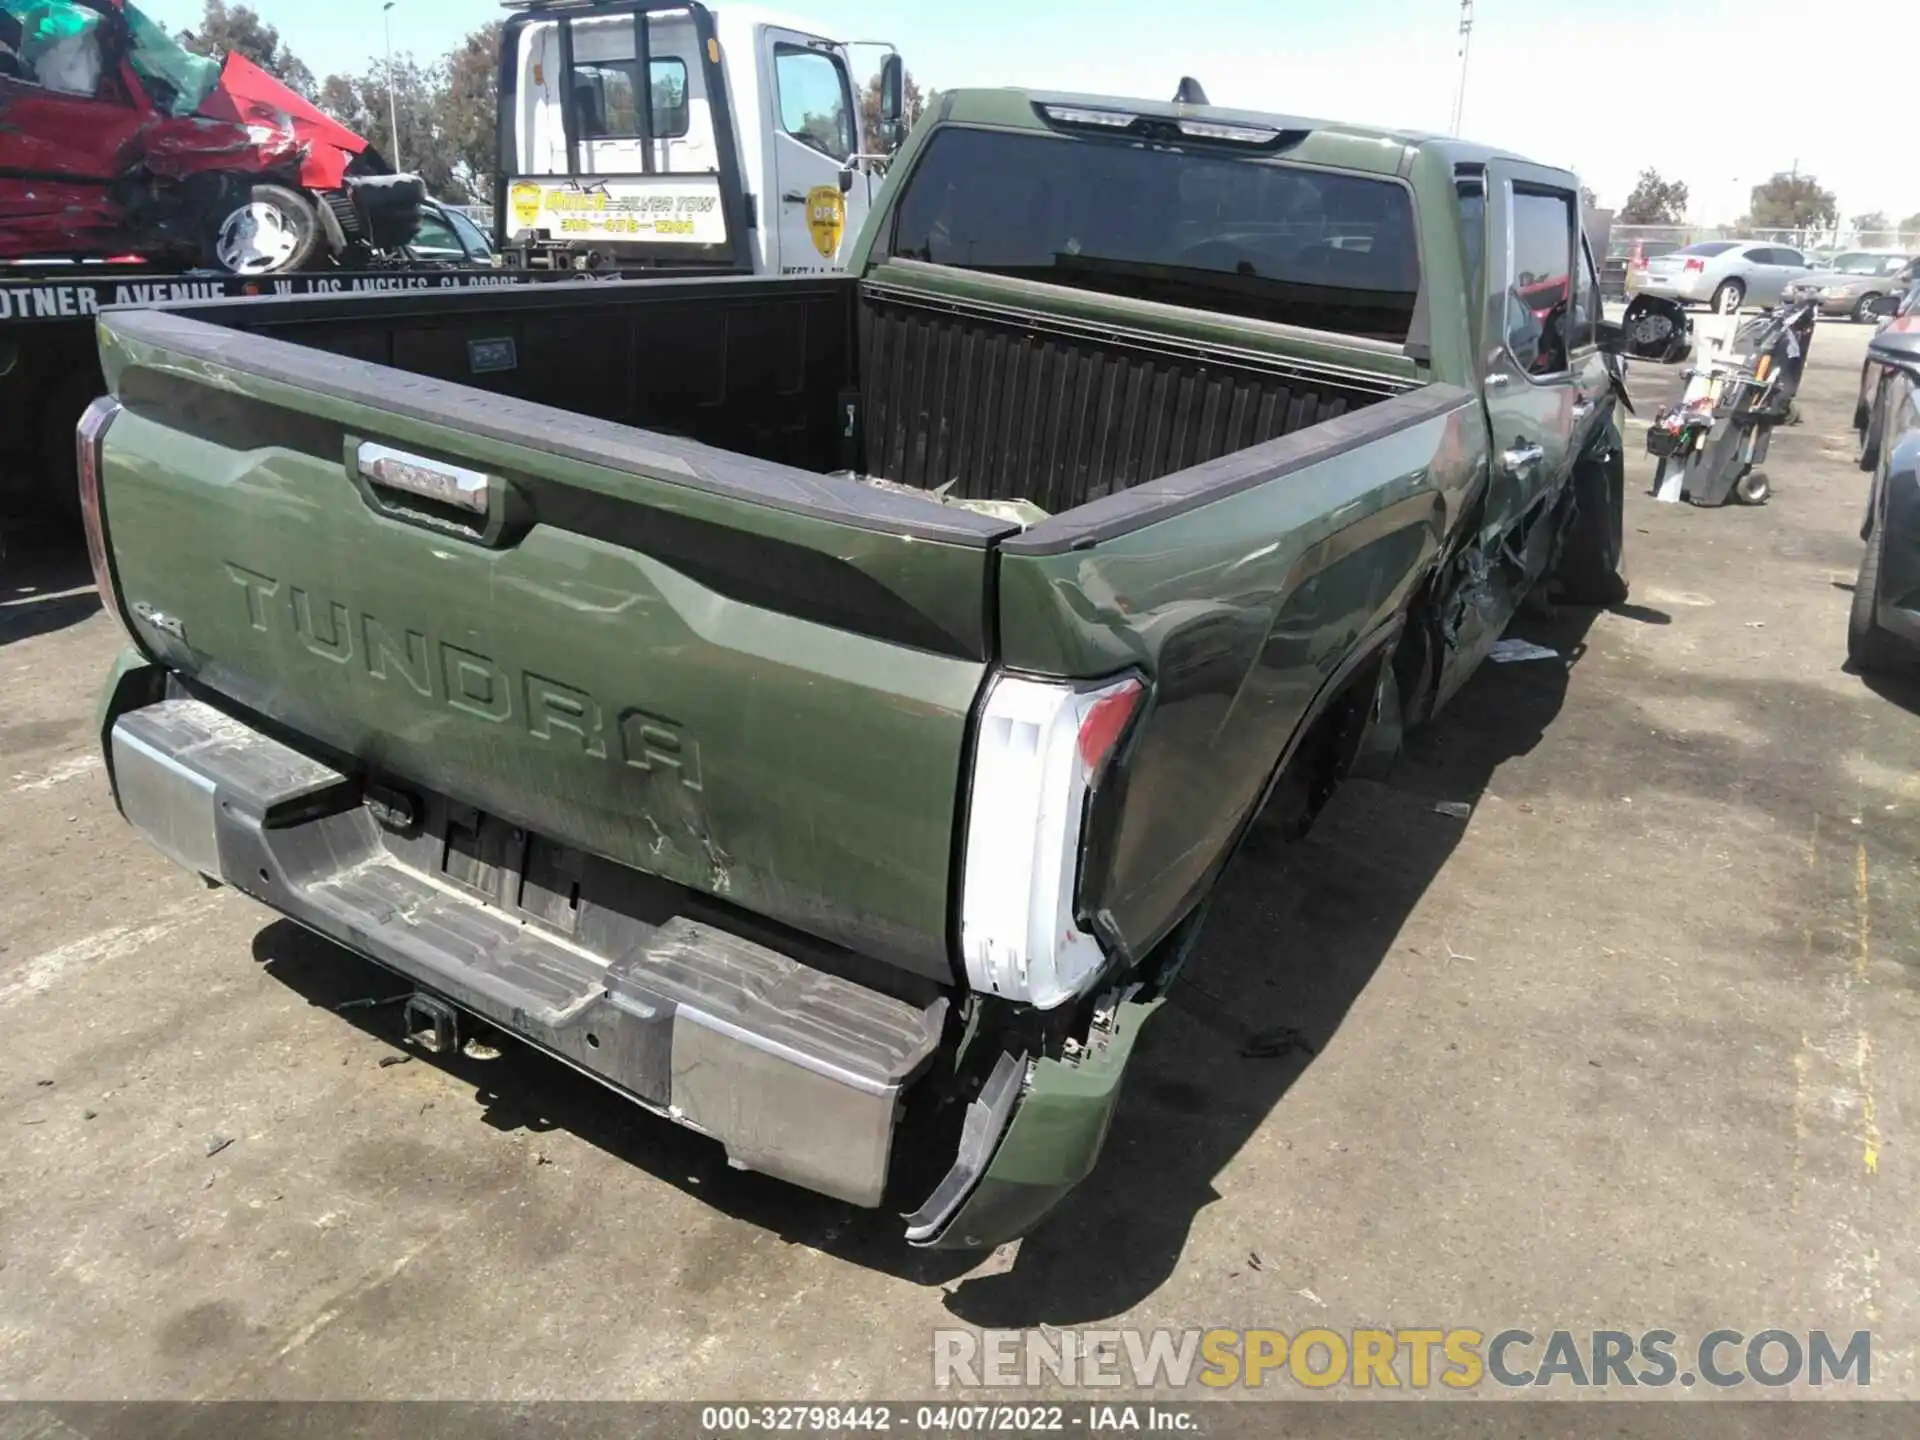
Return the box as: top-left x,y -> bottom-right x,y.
0,260 -> 731,526
0,264 -> 553,325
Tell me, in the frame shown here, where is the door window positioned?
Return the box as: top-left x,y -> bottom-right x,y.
123,2 -> 221,114
774,43 -> 854,163
2,0 -> 104,96
1506,188 -> 1574,377
1572,238 -> 1602,350
1456,178 -> 1486,306
408,210 -> 466,259
571,55 -> 689,140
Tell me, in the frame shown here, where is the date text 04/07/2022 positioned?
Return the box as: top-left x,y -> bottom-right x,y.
697,1404 -> 1201,1433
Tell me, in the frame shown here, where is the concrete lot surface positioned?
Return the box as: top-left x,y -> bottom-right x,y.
1,320 -> 1916,1400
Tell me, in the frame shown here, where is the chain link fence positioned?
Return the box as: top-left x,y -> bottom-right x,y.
1607,223 -> 1914,261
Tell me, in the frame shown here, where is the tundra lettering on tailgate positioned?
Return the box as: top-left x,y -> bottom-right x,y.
223,563 -> 698,786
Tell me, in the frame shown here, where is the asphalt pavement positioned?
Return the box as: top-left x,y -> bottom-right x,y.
1,319 -> 1915,1401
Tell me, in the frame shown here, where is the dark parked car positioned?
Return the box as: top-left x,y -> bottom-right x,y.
1849,307 -> 1920,672
1856,284 -> 1920,470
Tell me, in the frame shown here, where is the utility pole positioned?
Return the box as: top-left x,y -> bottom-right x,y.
1449,0 -> 1474,137
384,1 -> 402,172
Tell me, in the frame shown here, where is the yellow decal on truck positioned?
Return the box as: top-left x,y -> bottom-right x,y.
503,176 -> 727,245
807,185 -> 846,259
509,181 -> 542,230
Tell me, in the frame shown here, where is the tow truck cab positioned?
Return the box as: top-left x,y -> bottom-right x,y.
496,0 -> 905,277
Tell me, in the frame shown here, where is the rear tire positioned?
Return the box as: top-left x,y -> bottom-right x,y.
1734,469 -> 1771,505
1711,279 -> 1746,314
1553,443 -> 1630,605
210,184 -> 324,275
1849,512 -> 1906,673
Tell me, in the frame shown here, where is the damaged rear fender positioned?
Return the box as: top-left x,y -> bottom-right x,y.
908,994 -> 1164,1250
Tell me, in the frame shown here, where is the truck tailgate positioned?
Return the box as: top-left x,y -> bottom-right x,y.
94,310 -> 1007,982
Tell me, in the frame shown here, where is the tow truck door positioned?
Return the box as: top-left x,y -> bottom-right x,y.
1479,161 -> 1582,537
759,27 -> 862,275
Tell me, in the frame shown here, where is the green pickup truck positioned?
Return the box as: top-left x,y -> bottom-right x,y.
84,88 -> 1627,1248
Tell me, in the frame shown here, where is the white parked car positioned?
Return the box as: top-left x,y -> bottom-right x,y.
1634,240 -> 1810,313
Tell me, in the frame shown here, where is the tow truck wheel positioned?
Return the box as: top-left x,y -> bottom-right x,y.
1711,279 -> 1745,314
1852,295 -> 1881,325
212,185 -> 323,275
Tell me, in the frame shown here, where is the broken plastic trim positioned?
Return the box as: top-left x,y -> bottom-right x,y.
912,995 -> 1165,1251
902,1049 -> 1027,1243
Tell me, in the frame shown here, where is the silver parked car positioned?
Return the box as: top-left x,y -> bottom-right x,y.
1634,240 -> 1810,313
1785,251 -> 1918,323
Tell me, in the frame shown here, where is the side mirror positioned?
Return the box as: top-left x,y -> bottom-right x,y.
878,52 -> 905,134
836,167 -> 854,195
1868,327 -> 1920,368
1869,293 -> 1901,318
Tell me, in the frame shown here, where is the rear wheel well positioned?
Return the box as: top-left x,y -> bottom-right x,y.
1250,647 -> 1390,846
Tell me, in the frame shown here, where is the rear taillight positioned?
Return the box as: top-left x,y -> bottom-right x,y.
959,672 -> 1145,1009
76,396 -> 128,635
1683,258 -> 1705,273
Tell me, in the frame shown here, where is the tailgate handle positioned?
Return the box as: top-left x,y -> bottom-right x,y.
354,441 -> 509,544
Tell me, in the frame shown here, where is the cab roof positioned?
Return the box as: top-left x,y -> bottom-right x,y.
937,87 -> 1558,181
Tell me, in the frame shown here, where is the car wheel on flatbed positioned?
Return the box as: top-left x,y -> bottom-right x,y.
211,184 -> 323,275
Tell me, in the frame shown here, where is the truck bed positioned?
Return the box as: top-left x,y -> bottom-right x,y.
90,261 -> 1472,1221
120,263 -> 1420,522
95,264 -> 1467,976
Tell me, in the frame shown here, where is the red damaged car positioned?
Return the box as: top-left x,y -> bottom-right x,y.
1,0 -> 421,272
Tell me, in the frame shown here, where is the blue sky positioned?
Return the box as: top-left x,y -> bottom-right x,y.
141,0 -> 1920,225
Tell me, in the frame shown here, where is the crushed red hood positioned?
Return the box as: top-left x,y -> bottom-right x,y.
187,53 -> 370,189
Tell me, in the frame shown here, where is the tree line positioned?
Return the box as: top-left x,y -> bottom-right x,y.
178,0 -> 927,206
1608,165 -> 1919,242
179,0 -> 499,201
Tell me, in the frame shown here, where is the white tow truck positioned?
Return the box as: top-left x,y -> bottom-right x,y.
496,0 -> 906,276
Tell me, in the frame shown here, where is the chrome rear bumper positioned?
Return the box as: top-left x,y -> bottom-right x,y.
109,696 -> 945,1207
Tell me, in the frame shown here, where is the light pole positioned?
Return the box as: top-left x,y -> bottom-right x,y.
1449,0 -> 1474,137
383,1 -> 401,172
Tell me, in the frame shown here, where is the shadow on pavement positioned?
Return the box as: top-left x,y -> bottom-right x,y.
250,920 -> 980,1288
249,600 -> 1612,1303
1855,666 -> 1920,716
940,600 -> 1609,1324
0,538 -> 98,647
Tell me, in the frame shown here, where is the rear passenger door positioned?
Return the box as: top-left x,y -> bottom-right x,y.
1480,164 -> 1581,539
